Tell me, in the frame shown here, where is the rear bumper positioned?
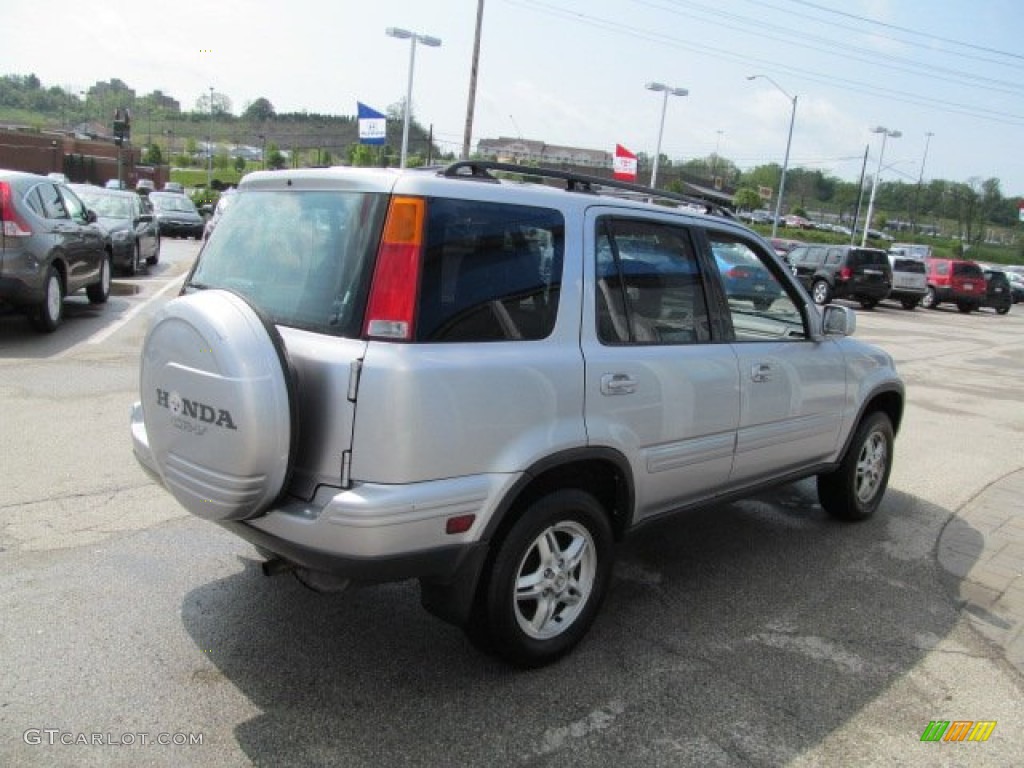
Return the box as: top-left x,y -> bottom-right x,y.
131,400 -> 514,583
834,280 -> 891,301
0,249 -> 44,306
887,285 -> 927,300
220,517 -> 487,585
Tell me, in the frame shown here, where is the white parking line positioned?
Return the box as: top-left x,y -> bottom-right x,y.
84,275 -> 186,346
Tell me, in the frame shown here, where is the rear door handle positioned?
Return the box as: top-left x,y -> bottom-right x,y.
601,373 -> 637,395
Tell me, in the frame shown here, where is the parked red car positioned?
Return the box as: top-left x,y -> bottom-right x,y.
921,258 -> 985,313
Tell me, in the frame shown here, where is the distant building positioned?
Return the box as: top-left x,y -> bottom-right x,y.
476,137 -> 612,169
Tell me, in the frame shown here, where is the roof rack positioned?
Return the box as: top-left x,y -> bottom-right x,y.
441,160 -> 735,219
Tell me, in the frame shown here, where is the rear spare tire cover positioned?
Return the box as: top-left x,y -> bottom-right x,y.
140,289 -> 294,521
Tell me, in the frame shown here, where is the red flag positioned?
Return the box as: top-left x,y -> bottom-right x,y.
613,144 -> 637,181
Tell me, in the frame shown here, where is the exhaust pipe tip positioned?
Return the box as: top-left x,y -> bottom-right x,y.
261,558 -> 294,577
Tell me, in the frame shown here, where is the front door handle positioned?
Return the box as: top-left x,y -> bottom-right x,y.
751,363 -> 773,383
601,373 -> 637,395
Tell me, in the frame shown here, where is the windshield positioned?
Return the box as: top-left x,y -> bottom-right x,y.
152,194 -> 197,213
188,190 -> 387,337
78,192 -> 133,219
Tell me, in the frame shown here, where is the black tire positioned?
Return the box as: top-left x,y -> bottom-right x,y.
859,299 -> 878,310
752,298 -> 773,311
811,279 -> 832,305
147,237 -> 161,266
470,489 -> 613,667
900,299 -> 918,310
921,287 -> 937,309
86,255 -> 111,304
817,411 -> 894,522
956,302 -> 973,314
996,305 -> 1010,316
30,266 -> 64,332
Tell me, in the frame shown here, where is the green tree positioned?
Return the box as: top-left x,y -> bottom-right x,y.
349,144 -> 376,167
142,144 -> 163,165
266,143 -> 286,170
243,97 -> 276,121
234,155 -> 247,173
733,187 -> 762,211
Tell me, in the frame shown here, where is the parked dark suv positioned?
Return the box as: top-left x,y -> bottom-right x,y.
981,268 -> 1012,315
131,162 -> 904,667
922,258 -> 984,313
787,244 -> 892,308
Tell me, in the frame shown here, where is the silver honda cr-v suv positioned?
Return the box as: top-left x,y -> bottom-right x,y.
131,162 -> 904,667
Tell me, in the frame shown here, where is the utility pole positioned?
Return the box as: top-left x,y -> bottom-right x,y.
462,0 -> 485,160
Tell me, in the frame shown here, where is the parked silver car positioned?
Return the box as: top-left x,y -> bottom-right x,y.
887,254 -> 928,310
0,169 -> 110,331
131,162 -> 904,666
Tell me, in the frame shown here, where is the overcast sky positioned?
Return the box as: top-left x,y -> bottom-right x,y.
4,0 -> 1023,196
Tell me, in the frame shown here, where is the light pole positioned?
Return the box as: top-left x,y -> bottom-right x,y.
747,75 -> 797,238
207,86 -> 214,188
912,131 -> 934,233
386,26 -> 442,168
645,82 -> 688,189
861,126 -> 901,247
259,134 -> 267,170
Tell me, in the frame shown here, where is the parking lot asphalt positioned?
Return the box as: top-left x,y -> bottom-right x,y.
939,467 -> 1024,674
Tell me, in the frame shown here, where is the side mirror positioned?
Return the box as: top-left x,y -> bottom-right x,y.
85,208 -> 97,224
822,304 -> 856,336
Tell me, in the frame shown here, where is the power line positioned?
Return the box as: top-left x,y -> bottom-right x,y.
506,0 -> 1024,127
783,0 -> 1024,64
635,0 -> 1024,95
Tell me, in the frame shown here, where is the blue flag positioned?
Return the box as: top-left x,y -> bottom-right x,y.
358,102 -> 387,145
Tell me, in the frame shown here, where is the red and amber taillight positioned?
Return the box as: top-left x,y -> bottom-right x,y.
362,196 -> 425,341
0,182 -> 33,237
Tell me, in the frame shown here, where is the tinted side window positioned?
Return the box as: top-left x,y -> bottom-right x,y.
58,186 -> 89,222
37,183 -> 69,220
595,218 -> 710,345
416,199 -> 564,342
825,248 -> 842,266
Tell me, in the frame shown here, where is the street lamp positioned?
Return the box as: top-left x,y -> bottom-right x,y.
259,134 -> 267,170
912,131 -> 934,233
645,82 -> 688,189
861,126 -> 901,247
386,26 -> 442,168
747,75 -> 797,238
207,86 -> 214,188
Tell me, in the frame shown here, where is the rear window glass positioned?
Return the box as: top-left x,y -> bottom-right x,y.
892,258 -> 925,273
953,262 -> 983,278
188,190 -> 387,337
416,199 -> 564,342
850,249 -> 889,266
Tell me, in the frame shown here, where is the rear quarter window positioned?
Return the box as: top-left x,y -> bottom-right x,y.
415,199 -> 564,342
